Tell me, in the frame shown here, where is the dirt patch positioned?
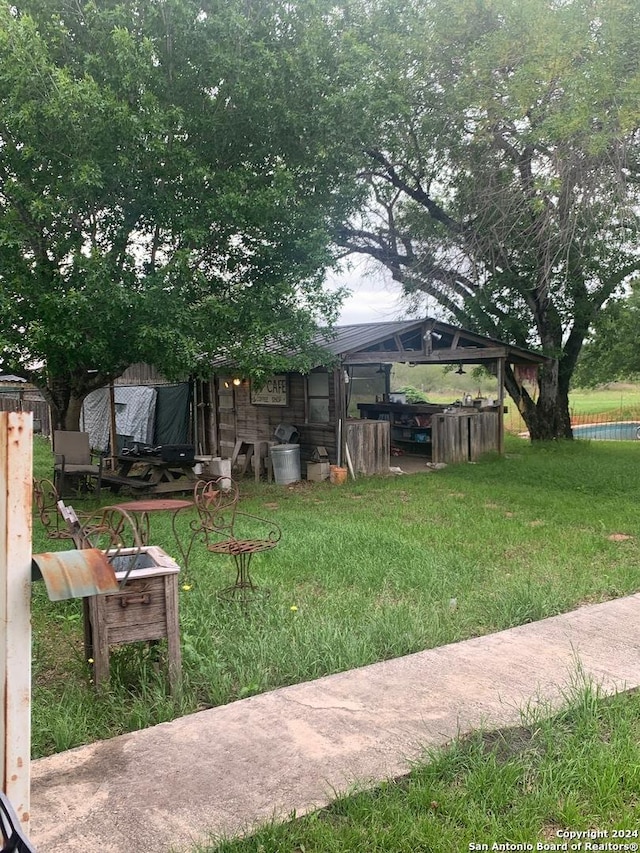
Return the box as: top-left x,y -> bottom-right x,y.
608,533 -> 634,541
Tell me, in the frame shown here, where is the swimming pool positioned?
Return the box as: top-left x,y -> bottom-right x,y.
573,421 -> 640,441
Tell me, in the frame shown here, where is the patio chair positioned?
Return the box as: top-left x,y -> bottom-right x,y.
33,477 -> 74,541
53,430 -> 103,498
59,502 -> 144,581
0,790 -> 37,852
188,477 -> 281,600
33,477 -> 115,545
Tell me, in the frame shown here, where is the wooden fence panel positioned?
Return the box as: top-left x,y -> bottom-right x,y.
0,397 -> 50,436
345,419 -> 390,475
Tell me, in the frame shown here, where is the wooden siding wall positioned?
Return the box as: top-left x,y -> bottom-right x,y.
115,363 -> 178,386
214,371 -> 340,469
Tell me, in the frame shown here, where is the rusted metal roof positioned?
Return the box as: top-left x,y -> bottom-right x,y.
32,549 -> 119,601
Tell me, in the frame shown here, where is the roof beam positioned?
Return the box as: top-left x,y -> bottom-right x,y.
428,347 -> 508,362
343,347 -> 509,364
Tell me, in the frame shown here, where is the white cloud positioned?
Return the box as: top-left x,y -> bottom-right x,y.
325,259 -> 419,324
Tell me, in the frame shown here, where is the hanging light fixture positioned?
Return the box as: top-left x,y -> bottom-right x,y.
455,363 -> 466,375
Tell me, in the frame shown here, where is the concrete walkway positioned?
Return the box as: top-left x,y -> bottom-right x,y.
30,593 -> 640,853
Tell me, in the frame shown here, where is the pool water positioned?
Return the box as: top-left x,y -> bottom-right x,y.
573,421 -> 640,441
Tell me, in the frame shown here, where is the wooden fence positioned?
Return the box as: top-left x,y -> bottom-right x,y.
0,396 -> 50,436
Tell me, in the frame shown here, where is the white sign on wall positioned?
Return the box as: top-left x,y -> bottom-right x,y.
250,375 -> 288,406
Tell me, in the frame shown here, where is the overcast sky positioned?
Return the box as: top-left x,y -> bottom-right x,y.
326,258 -> 424,325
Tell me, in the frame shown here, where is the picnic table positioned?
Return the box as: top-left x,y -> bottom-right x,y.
102,453 -> 198,495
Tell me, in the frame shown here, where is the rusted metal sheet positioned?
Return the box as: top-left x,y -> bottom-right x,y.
32,549 -> 119,601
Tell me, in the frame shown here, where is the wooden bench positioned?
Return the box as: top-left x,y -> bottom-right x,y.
101,473 -> 150,493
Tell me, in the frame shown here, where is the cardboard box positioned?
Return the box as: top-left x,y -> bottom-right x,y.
307,462 -> 330,482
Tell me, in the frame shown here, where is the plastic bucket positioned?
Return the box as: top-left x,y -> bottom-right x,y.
208,457 -> 232,490
329,465 -> 348,485
270,444 -> 301,485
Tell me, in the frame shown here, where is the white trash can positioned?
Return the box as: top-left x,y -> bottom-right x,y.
270,444 -> 301,484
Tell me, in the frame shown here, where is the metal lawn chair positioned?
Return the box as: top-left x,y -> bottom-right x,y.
53,430 -> 103,498
33,478 -> 116,546
188,477 -> 281,600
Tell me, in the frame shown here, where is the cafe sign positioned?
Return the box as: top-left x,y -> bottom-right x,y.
250,375 -> 288,406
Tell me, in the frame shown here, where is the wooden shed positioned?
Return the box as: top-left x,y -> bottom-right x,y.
202,319 -> 546,479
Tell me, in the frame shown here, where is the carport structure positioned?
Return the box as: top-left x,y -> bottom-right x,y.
204,318 -> 547,477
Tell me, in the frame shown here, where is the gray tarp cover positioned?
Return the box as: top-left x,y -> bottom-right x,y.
81,386 -> 157,452
81,383 -> 190,452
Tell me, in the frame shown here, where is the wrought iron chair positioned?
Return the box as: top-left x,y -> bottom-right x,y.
0,790 -> 37,852
53,430 -> 103,498
33,478 -> 109,542
33,478 -> 116,547
33,477 -> 75,541
188,477 -> 281,601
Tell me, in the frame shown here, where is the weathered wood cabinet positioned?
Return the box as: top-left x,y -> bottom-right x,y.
358,403 -> 501,465
83,548 -> 181,691
345,419 -> 390,475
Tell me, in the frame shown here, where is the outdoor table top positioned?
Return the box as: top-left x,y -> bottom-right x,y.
110,498 -> 193,513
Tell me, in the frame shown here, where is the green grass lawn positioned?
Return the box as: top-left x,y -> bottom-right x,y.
31,433 -> 640,758
30,431 -> 640,851
200,684 -> 640,852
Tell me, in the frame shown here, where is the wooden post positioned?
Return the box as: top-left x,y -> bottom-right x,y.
497,357 -> 506,455
0,412 -> 33,831
109,381 -> 118,471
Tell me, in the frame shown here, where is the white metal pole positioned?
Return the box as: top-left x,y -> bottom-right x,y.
0,412 -> 33,831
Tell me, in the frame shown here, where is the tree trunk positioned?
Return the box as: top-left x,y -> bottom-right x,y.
505,361 -> 572,440
44,375 -> 92,432
47,392 -> 86,432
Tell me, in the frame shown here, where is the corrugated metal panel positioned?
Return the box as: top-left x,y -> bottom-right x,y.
209,321 -> 425,369
208,319 -> 547,371
32,549 -> 119,601
313,321 -> 424,358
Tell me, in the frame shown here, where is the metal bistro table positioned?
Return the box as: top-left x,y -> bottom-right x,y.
108,498 -> 194,569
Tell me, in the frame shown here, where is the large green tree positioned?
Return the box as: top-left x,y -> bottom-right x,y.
0,0 -> 363,429
337,0 -> 640,439
573,281 -> 640,387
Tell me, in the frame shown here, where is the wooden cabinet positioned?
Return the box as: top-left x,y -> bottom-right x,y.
357,403 -> 442,459
357,403 -> 502,464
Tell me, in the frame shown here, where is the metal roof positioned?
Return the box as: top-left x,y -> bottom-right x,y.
311,321 -> 426,357
210,318 -> 547,371
312,319 -> 547,365
0,374 -> 28,383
